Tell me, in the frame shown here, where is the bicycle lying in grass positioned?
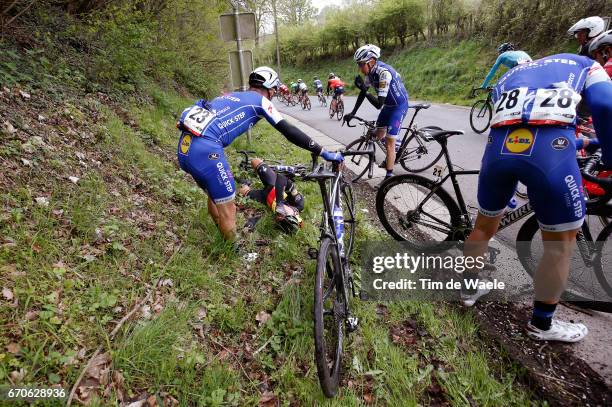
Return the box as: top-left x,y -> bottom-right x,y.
237,147 -> 375,397
375,128 -> 612,312
343,104 -> 445,182
469,87 -> 493,134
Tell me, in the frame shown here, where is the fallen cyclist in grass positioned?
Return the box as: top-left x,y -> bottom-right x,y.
238,157 -> 305,233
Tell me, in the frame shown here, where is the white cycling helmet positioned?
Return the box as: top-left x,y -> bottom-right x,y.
589,30 -> 612,56
249,66 -> 280,89
568,16 -> 605,39
354,44 -> 381,63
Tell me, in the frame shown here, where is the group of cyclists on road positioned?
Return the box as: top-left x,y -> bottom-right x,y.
176,14 -> 612,345
277,74 -> 347,114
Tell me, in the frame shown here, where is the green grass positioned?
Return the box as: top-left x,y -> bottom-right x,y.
0,59 -> 537,404
281,39 -> 577,106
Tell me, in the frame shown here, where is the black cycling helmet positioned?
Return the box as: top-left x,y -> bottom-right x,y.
497,42 -> 515,54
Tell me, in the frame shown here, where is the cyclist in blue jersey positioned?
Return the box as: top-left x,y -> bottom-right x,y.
176,66 -> 343,240
481,43 -> 532,88
343,44 -> 410,179
462,54 -> 612,342
313,76 -> 323,96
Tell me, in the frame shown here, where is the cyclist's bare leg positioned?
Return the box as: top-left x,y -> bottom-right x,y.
208,197 -> 220,225
376,127 -> 395,171
535,229 -> 579,303
464,212 -> 504,262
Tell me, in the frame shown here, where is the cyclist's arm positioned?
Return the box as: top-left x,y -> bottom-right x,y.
258,97 -> 323,155
584,77 -> 612,166
365,92 -> 385,109
481,55 -> 503,88
349,88 -> 368,115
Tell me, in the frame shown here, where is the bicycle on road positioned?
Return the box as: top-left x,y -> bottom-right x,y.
301,93 -> 312,110
375,128 -> 612,311
317,91 -> 327,107
329,96 -> 344,121
343,104 -> 444,182
469,87 -> 494,134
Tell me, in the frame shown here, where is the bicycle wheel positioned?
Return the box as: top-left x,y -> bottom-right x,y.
336,101 -> 344,121
343,137 -> 375,182
399,126 -> 444,173
314,236 -> 345,397
376,174 -> 462,251
594,222 -> 612,299
306,97 -> 312,110
469,100 -> 492,134
341,183 -> 356,259
329,103 -> 335,119
516,215 -> 612,312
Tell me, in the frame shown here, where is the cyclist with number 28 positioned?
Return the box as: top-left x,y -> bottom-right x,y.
462,54 -> 612,342
481,43 -> 532,89
176,66 -> 343,241
344,44 -> 409,179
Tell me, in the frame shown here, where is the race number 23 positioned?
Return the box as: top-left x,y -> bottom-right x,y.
183,106 -> 214,135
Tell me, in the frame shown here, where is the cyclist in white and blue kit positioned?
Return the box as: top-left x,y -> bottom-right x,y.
463,54 -> 612,342
176,66 -> 343,240
344,44 -> 410,179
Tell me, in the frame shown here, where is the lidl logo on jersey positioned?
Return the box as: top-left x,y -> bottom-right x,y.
180,134 -> 192,154
501,128 -> 535,155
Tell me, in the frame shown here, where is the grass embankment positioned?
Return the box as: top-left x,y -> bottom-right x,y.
1,49 -> 534,405
282,39 -> 576,106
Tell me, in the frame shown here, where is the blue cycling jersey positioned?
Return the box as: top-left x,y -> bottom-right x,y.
314,79 -> 323,89
478,53 -> 612,231
481,50 -> 532,88
178,91 -> 283,147
364,61 -> 409,107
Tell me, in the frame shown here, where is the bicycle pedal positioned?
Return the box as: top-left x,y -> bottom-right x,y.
346,316 -> 359,332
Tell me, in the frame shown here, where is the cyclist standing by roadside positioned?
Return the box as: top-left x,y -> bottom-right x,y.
589,30 -> 612,78
176,66 -> 343,241
461,54 -> 612,342
568,16 -> 606,57
343,44 -> 409,179
327,74 -> 345,114
481,43 -> 532,88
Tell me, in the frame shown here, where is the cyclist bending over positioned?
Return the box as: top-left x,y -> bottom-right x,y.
343,44 -> 409,179
176,66 -> 343,240
462,53 -> 612,342
481,43 -> 532,88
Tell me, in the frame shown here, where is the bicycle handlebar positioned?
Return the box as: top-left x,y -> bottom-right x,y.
343,115 -> 376,128
581,150 -> 612,189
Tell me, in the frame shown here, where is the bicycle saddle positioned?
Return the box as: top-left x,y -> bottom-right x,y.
428,129 -> 464,142
410,103 -> 431,110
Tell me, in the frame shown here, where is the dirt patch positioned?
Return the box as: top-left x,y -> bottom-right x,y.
472,302 -> 611,405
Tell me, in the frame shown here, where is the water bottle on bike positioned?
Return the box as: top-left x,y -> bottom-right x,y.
333,205 -> 345,257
